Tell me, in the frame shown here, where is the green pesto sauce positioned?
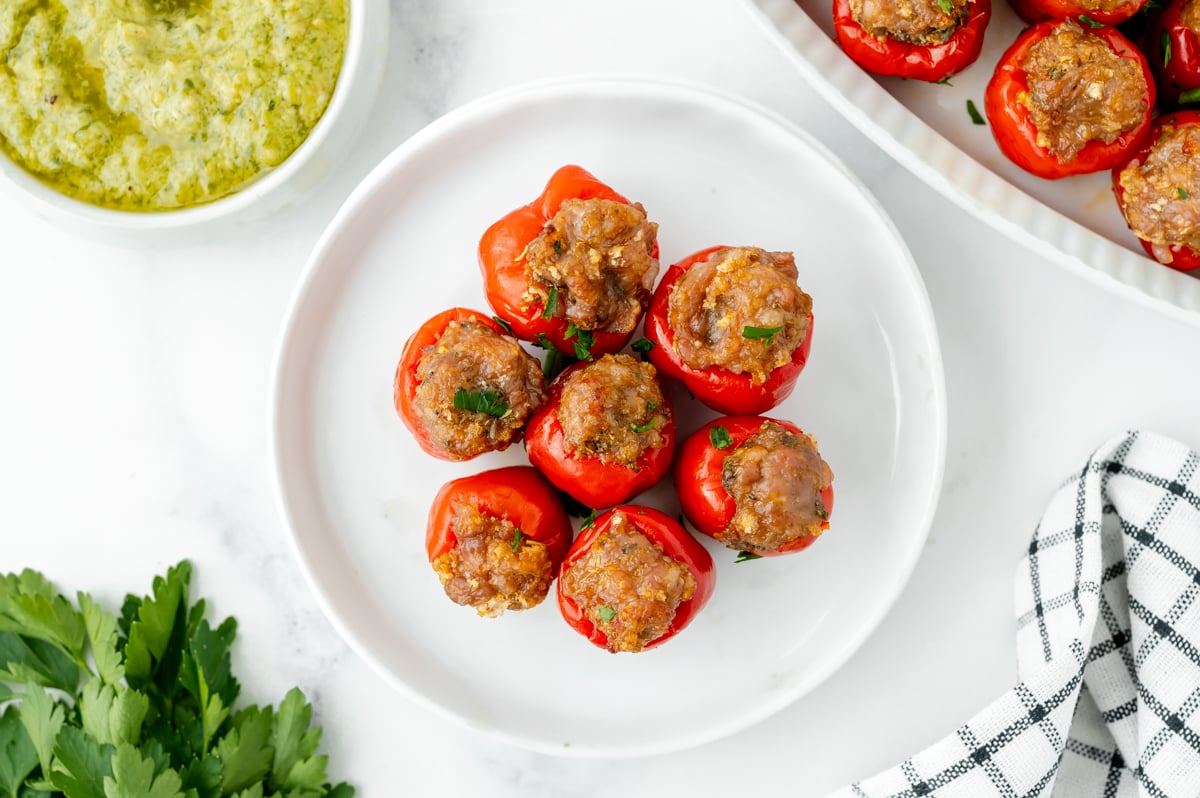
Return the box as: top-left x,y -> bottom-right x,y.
0,0 -> 347,211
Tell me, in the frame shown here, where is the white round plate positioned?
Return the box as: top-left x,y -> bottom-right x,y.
270,76 -> 946,757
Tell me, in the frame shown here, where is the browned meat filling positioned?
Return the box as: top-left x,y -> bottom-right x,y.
1183,0 -> 1200,30
413,320 -> 545,460
720,422 -> 834,552
1117,124 -> 1200,264
1020,20 -> 1147,163
559,512 -> 696,653
556,354 -> 669,467
849,0 -> 970,45
431,503 -> 553,617
667,247 -> 812,385
522,198 -> 659,334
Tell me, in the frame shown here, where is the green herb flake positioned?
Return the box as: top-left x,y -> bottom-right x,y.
542,348 -> 561,380
709,425 -> 734,450
596,606 -> 617,622
491,316 -> 513,334
936,76 -> 954,86
1078,14 -> 1103,27
630,418 -> 658,434
510,528 -> 524,552
742,325 -> 784,345
535,333 -> 554,350
1163,30 -> 1173,69
966,99 -> 985,126
267,99 -> 276,111
1179,187 -> 1190,200
581,509 -> 599,530
1181,88 -> 1200,104
541,286 -> 559,321
936,0 -> 953,14
564,323 -> 594,361
452,388 -> 508,417
815,497 -> 829,520
734,551 -> 763,563
631,337 -> 655,354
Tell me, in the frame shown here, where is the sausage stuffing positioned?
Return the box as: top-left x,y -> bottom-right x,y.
1117,123 -> 1200,263
556,354 -> 669,467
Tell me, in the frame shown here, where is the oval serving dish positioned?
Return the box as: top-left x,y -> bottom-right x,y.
743,0 -> 1200,323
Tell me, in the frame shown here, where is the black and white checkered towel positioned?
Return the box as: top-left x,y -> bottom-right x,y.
833,430 -> 1200,797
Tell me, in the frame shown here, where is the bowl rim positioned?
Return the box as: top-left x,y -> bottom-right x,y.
0,0 -> 369,230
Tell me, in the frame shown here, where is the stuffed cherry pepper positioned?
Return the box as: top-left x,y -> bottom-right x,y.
1007,0 -> 1147,26
676,416 -> 834,557
557,506 -> 715,653
644,246 -> 813,417
1151,0 -> 1200,108
478,165 -> 659,360
427,466 -> 572,617
525,354 -> 674,509
984,20 -> 1154,179
1113,112 -> 1200,270
394,308 -> 545,461
833,0 -> 991,83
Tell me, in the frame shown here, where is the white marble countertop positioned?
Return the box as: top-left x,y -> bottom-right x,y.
5,1 -> 1200,795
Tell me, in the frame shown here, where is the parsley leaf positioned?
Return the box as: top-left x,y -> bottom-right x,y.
1078,13 -> 1103,27
0,706 -> 38,798
1181,88 -> 1200,104
270,688 -> 329,792
123,561 -> 190,693
541,287 -> 558,320
734,551 -> 763,563
741,325 -> 783,345
936,0 -> 953,13
580,509 -> 599,530
597,606 -> 617,622
79,593 -> 123,685
709,425 -> 733,450
490,316 -> 513,334
1178,187 -> 1190,200
630,417 -> 658,434
510,529 -> 525,553
1163,30 -> 1172,69
452,388 -> 508,417
966,99 -> 985,126
216,706 -> 273,795
0,571 -> 87,675
563,323 -> 594,361
18,684 -> 62,779
78,680 -> 148,748
50,726 -> 114,798
104,742 -> 186,798
630,338 -> 655,355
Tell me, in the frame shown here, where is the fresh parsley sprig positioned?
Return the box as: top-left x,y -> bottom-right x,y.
0,561 -> 353,798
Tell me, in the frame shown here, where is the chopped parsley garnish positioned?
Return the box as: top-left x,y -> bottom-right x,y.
564,322 -> 594,361
553,239 -> 564,256
535,332 -> 555,349
734,551 -> 763,563
710,425 -> 734,449
815,497 -> 829,520
580,509 -> 599,530
966,99 -> 985,126
452,388 -> 508,417
1163,30 -> 1173,70
742,325 -> 784,345
542,286 -> 559,320
511,528 -> 525,552
1179,187 -> 1190,200
597,606 -> 617,622
1077,14 -> 1103,27
492,315 -> 513,334
936,0 -> 953,14
630,418 -> 658,434
542,348 -> 561,380
631,337 -> 655,354
936,76 -> 954,86
1181,88 -> 1200,104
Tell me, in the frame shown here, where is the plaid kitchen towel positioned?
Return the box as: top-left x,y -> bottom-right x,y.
833,430 -> 1200,798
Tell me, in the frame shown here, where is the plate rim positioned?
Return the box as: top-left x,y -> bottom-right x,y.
268,73 -> 949,757
740,0 -> 1200,326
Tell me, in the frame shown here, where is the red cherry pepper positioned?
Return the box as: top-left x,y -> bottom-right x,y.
832,0 -> 992,83
1112,111 -> 1200,271
478,165 -> 657,358
524,361 -> 675,509
394,307 -> 520,461
426,466 -> 572,570
984,21 -> 1155,179
1150,0 -> 1200,108
675,416 -> 834,557
643,245 -> 813,417
557,506 -> 715,652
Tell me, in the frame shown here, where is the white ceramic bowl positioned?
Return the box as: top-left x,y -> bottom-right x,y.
0,0 -> 389,238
